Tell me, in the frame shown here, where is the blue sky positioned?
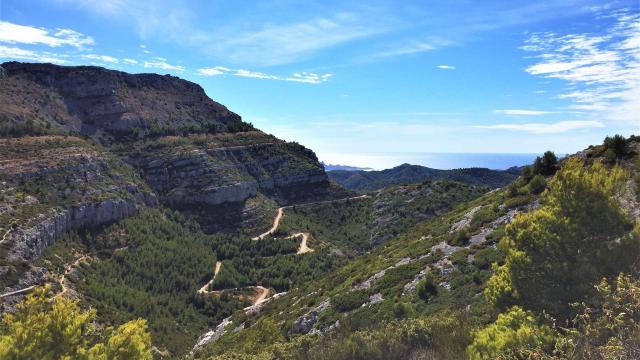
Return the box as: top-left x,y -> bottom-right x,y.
0,0 -> 638,169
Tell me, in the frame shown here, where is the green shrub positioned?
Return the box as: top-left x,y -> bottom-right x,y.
0,288 -> 153,360
527,174 -> 546,194
417,274 -> 439,301
603,134 -> 628,158
449,230 -> 470,246
467,306 -> 557,359
333,290 -> 370,312
472,246 -> 503,269
532,151 -> 558,176
470,206 -> 501,229
486,159 -> 640,319
504,194 -> 532,209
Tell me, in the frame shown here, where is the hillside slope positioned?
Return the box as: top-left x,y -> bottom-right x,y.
329,163 -> 520,191
0,62 -> 346,307
192,135 -> 640,359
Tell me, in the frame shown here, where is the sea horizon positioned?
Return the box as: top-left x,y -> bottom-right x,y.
321,152 -> 544,171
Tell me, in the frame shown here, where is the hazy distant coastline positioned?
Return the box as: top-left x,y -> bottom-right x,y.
321,152 -> 540,171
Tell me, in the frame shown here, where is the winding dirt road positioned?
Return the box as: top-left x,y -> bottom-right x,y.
198,195 -> 368,304
286,233 -> 314,254
252,207 -> 284,240
197,261 -> 222,294
253,286 -> 270,305
53,255 -> 91,299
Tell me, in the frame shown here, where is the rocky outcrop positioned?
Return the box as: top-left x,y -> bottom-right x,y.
291,298 -> 331,334
0,61 -> 245,141
6,196 -> 154,263
190,317 -> 232,355
131,141 -> 328,206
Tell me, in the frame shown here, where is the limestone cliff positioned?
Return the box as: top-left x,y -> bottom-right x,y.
0,61 -> 248,143
0,62 -> 342,292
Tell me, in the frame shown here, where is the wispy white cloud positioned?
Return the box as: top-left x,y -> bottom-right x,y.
143,57 -> 184,72
213,12 -> 388,66
370,36 -> 455,59
437,64 -> 455,70
475,120 -> 604,134
0,45 -> 68,63
123,58 -> 138,64
197,66 -> 228,76
0,21 -> 94,48
82,54 -> 118,63
198,66 -> 332,84
522,10 -> 640,123
57,1 -> 389,66
493,109 -> 554,116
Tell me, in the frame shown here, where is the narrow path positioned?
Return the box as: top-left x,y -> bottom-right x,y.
253,286 -> 270,305
252,207 -> 284,240
253,195 -> 369,241
0,286 -> 35,299
0,228 -> 13,245
198,196 -> 367,305
286,233 -> 314,254
53,255 -> 90,299
197,261 -> 222,294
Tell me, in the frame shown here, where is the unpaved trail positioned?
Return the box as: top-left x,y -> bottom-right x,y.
53,255 -> 90,299
252,207 -> 284,240
253,286 -> 270,305
252,196 -> 372,252
286,233 -> 314,254
253,195 -> 369,241
0,286 -> 35,299
199,196 -> 368,304
0,228 -> 12,245
198,261 -> 222,294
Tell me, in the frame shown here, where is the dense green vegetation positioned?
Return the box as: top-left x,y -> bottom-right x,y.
8,131 -> 640,359
38,207 -> 345,355
193,136 -> 640,360
485,159 -> 639,318
196,182 -> 512,358
328,163 -> 519,191
470,141 -> 640,358
0,117 -> 63,138
0,287 -> 152,360
279,180 -> 488,253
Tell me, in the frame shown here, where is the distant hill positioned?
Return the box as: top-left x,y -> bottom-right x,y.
321,162 -> 373,171
328,163 -> 521,191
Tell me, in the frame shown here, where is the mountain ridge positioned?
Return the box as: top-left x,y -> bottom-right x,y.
328,162 -> 521,191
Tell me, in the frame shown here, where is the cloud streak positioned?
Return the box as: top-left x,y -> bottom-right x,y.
0,21 -> 94,48
0,45 -> 68,64
493,109 -> 554,116
475,120 -> 604,134
143,57 -> 185,72
522,10 -> 640,123
82,54 -> 118,63
197,66 -> 332,84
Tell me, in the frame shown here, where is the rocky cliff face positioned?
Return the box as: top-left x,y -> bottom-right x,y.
0,62 -> 340,292
5,198 -> 143,263
127,138 -> 328,206
0,61 -> 248,143
0,136 -> 157,290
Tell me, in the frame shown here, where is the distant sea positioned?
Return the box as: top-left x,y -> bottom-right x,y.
321,152 -> 541,171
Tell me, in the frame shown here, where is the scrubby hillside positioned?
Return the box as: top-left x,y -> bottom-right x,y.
0,62 -> 496,358
329,163 -> 520,192
6,62 -> 637,360
191,135 -> 640,360
0,62 -> 347,351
